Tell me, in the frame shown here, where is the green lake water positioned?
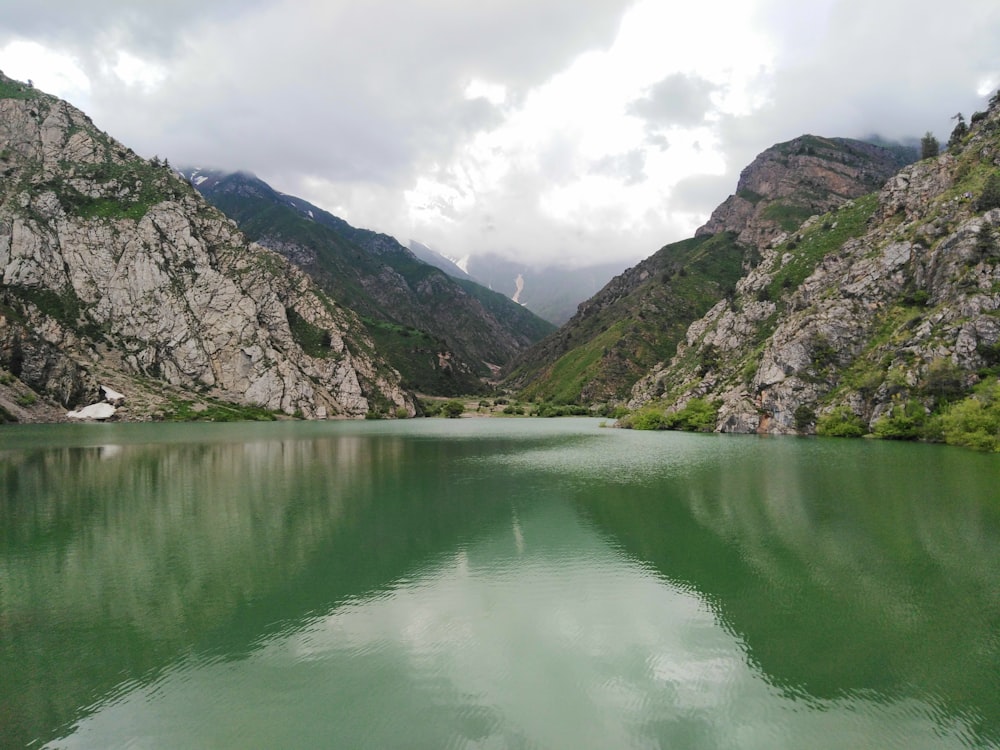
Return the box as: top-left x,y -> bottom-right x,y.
1,418 -> 998,749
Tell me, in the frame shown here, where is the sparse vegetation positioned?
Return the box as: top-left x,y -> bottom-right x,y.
761,202 -> 815,232
286,307 -> 334,358
0,77 -> 43,101
764,195 -> 878,302
161,397 -> 278,422
15,392 -> 37,407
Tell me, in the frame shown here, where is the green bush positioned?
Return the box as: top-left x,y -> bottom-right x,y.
922,358 -> 966,403
623,406 -> 667,430
793,404 -> 815,432
442,400 -> 465,418
871,400 -> 927,440
621,397 -> 719,432
663,398 -> 720,431
534,403 -> 590,417
816,406 -> 866,437
935,379 -> 1000,451
16,392 -> 37,407
598,404 -> 630,419
420,400 -> 442,417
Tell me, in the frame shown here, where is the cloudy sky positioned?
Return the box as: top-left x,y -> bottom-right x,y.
2,0 -> 998,269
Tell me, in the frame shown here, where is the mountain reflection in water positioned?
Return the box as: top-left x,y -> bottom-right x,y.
1,420 -> 997,749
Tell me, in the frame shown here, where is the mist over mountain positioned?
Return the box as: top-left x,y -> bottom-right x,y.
406,242 -> 631,326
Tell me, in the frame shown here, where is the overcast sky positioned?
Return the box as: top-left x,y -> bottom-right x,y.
2,0 -> 998,269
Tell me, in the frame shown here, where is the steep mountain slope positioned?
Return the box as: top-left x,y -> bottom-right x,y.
183,169 -> 554,394
505,233 -> 748,403
627,93 -> 1000,445
0,72 -> 413,421
505,136 -> 913,405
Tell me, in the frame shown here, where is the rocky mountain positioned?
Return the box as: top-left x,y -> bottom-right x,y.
626,93 -> 1000,447
697,135 -> 916,249
504,135 -> 915,405
504,233 -> 748,404
0,72 -> 414,422
182,169 -> 554,395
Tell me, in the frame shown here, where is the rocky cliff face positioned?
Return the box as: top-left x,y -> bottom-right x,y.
505,137 -> 912,405
182,169 -> 554,396
0,73 -> 413,421
629,97 -> 1000,437
697,135 -> 915,250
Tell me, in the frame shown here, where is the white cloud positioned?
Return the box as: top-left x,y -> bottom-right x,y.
0,39 -> 90,106
1,0 -> 999,270
109,50 -> 167,91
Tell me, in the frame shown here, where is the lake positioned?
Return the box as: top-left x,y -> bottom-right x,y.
1,418 -> 998,749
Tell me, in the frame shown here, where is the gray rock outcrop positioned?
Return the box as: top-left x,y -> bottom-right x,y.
0,72 -> 413,420
629,100 -> 1000,434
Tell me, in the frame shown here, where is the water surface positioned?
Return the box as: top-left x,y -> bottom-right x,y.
1,419 -> 998,748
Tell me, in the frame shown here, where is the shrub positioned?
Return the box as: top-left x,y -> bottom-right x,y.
793,404 -> 815,432
599,404 -> 630,420
902,288 -> 930,307
922,358 -> 966,403
16,392 -> 37,407
626,407 -> 667,430
872,400 -> 926,440
421,400 -> 442,417
816,406 -> 866,437
442,400 -> 465,418
935,379 -> 1000,451
662,398 -> 720,432
810,335 -> 838,370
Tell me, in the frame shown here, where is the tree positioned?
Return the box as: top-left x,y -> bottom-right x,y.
920,132 -> 939,159
948,113 -> 968,149
442,400 -> 465,418
976,222 -> 998,261
976,173 -> 1000,213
